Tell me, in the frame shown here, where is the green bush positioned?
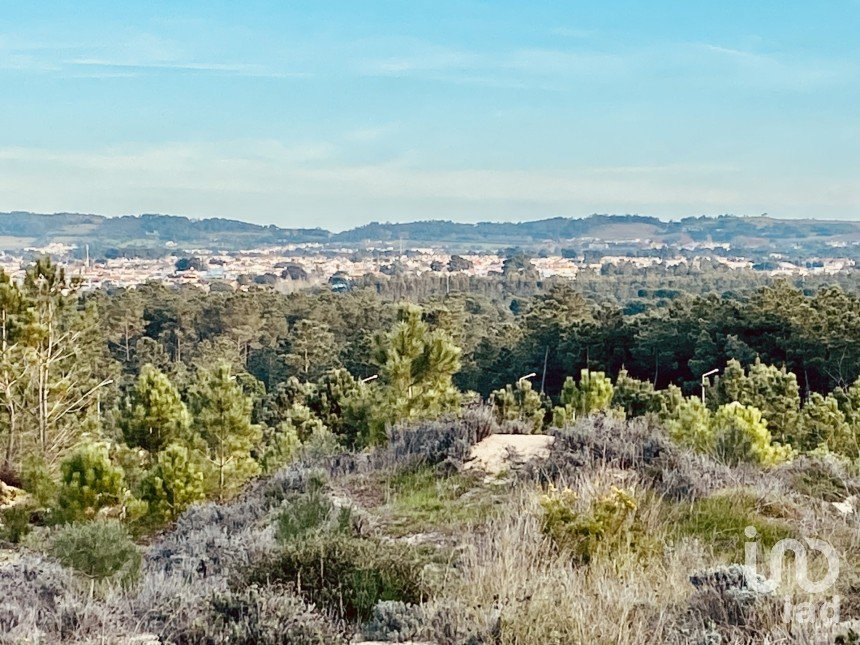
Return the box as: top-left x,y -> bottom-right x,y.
175,584 -> 348,644
361,600 -> 426,643
56,442 -> 126,523
48,519 -> 141,588
539,484 -> 639,563
783,455 -> 858,502
712,402 -> 794,466
275,478 -> 339,543
249,534 -> 432,621
0,503 -> 33,543
141,443 -> 206,522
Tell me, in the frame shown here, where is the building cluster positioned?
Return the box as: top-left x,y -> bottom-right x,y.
0,242 -> 854,291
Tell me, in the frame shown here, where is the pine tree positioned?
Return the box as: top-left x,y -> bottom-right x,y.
797,393 -> 855,456
141,442 -> 205,521
20,258 -> 113,466
612,368 -> 661,418
305,368 -> 361,438
492,379 -> 547,433
102,287 -> 145,366
189,362 -> 261,500
711,402 -> 793,466
835,377 -> 860,435
743,358 -> 801,445
715,359 -> 747,405
0,271 -> 27,467
119,365 -> 190,453
57,442 -> 126,522
258,422 -> 302,473
284,319 -> 341,381
374,304 -> 462,425
665,397 -> 713,453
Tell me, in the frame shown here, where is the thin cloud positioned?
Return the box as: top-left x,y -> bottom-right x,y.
66,58 -> 307,78
1,142 -> 858,225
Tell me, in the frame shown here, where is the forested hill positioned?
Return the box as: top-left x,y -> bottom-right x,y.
1,211 -> 859,252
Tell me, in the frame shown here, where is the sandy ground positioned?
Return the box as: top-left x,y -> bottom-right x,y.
463,433 -> 554,477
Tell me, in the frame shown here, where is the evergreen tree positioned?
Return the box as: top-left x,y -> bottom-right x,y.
0,271 -> 27,467
714,359 -> 747,405
141,442 -> 205,521
711,358 -> 801,444
258,422 -> 302,473
665,397 -> 712,453
189,362 -> 261,500
20,258 -> 113,466
119,365 -> 190,453
374,304 -> 462,425
612,368 -> 661,417
57,442 -> 126,522
492,379 -> 547,433
284,319 -> 340,381
743,358 -> 801,445
102,287 -> 145,366
797,393 -> 855,456
835,377 -> 860,435
711,402 -> 793,466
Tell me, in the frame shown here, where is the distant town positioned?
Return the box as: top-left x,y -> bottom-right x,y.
0,239 -> 853,292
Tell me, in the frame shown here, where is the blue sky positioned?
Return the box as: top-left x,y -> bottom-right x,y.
1,1 -> 859,229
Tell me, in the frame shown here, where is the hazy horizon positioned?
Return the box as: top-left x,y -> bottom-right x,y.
2,1 -> 859,227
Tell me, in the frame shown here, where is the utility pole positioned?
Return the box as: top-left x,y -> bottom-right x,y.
701,368 -> 719,405
540,347 -> 549,394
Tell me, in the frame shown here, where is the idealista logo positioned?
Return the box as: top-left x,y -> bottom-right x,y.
744,526 -> 841,627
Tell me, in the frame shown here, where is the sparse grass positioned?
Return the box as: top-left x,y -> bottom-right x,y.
781,455 -> 859,502
381,464 -> 504,536
668,489 -> 796,561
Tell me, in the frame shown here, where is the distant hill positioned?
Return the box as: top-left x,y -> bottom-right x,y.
0,211 -> 858,256
0,212 -> 330,254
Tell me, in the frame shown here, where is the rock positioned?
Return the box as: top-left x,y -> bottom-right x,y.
690,564 -> 770,596
0,481 -> 26,508
463,433 -> 554,478
832,495 -> 857,516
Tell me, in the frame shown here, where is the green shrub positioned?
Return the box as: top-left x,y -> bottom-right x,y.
712,402 -> 794,466
249,534 -> 432,621
21,455 -> 57,508
0,503 -> 33,543
56,442 -> 126,522
539,484 -> 639,563
141,443 -> 206,522
48,519 -> 141,588
275,477 -> 339,542
362,600 -> 426,643
175,584 -> 348,644
783,455 -> 858,502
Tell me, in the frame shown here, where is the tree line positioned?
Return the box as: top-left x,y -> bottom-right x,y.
0,257 -> 858,537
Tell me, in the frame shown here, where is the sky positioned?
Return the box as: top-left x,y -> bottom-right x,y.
1,1 -> 859,230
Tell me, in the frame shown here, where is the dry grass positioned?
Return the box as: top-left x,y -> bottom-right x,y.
4,416 -> 860,643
